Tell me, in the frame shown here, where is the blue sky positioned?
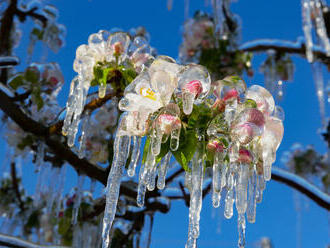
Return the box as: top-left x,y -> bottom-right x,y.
2,0 -> 329,247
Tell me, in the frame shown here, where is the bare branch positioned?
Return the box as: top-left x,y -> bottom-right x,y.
0,233 -> 69,248
10,162 -> 25,212
240,39 -> 330,65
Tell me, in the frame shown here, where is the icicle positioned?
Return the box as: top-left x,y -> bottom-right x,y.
35,143 -> 45,172
55,165 -> 66,218
34,163 -> 51,207
186,152 -> 204,248
72,174 -> 85,226
147,164 -> 157,191
184,0 -> 190,21
212,153 -> 222,208
64,76 -> 90,147
127,136 -> 141,177
102,133 -> 130,248
170,122 -> 181,151
256,174 -> 265,203
211,0 -> 224,41
263,156 -> 273,181
78,111 -> 91,159
301,0 -> 314,62
220,162 -> 228,189
46,166 -> 61,213
224,165 -> 235,219
311,61 -> 326,127
137,180 -> 147,207
247,168 -> 257,223
182,91 -> 195,115
151,128 -> 162,155
157,152 -> 171,190
236,164 -> 249,214
313,0 -> 330,56
237,213 -> 246,248
184,169 -> 192,192
62,77 -> 79,136
167,0 -> 173,10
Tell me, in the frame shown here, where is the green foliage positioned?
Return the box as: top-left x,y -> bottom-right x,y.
9,75 -> 25,90
199,40 -> 252,78
91,62 -> 137,92
58,207 -> 73,246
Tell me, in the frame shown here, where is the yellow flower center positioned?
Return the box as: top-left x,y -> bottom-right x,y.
140,87 -> 156,101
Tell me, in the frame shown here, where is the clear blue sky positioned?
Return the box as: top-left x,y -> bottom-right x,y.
1,0 -> 329,247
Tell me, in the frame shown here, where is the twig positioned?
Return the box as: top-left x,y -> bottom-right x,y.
10,162 -> 24,212
0,233 -> 69,248
240,39 -> 330,65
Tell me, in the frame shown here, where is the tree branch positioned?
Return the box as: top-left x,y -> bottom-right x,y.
10,162 -> 24,212
0,56 -> 19,68
0,87 -> 329,214
0,233 -> 69,248
272,166 -> 330,210
240,39 -> 330,65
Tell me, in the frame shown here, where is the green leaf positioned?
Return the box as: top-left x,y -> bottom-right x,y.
172,130 -> 198,171
141,137 -> 170,166
9,75 -> 25,90
141,137 -> 151,165
32,87 -> 44,110
31,28 -> 44,40
25,69 -> 39,84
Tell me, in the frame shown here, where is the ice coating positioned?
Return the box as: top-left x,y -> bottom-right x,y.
186,152 -> 204,248
64,29 -> 154,149
261,116 -> 284,180
231,108 -> 265,145
178,64 -> 211,114
213,76 -> 247,124
245,85 -> 275,116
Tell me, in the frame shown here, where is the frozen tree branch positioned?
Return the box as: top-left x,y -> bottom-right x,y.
0,87 -> 329,215
240,39 -> 330,65
0,233 -> 69,248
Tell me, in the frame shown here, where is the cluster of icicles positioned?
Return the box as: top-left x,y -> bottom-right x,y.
62,29 -> 153,148
301,0 -> 330,63
63,41 -> 284,247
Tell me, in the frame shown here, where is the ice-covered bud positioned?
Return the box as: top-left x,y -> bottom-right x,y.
207,140 -> 224,153
246,85 -> 275,116
178,64 -> 211,115
183,80 -> 203,97
157,114 -> 180,135
112,41 -> 124,55
212,98 -> 226,113
237,148 -> 253,164
246,108 -> 265,127
223,88 -> 239,102
213,76 -> 247,100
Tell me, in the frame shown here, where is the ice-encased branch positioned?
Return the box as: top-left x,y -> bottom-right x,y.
240,38 -> 330,65
0,56 -> 19,68
0,233 -> 69,248
272,166 -> 330,210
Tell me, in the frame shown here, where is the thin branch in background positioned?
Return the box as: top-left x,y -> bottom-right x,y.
240,39 -> 330,65
0,233 -> 69,248
10,162 -> 24,212
146,214 -> 154,248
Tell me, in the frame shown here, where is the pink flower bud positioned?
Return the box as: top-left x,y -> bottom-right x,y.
223,88 -> 239,101
247,108 -> 265,127
207,140 -> 224,153
237,148 -> 253,164
183,80 -> 203,97
157,114 -> 180,134
112,41 -> 124,55
212,99 -> 226,113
